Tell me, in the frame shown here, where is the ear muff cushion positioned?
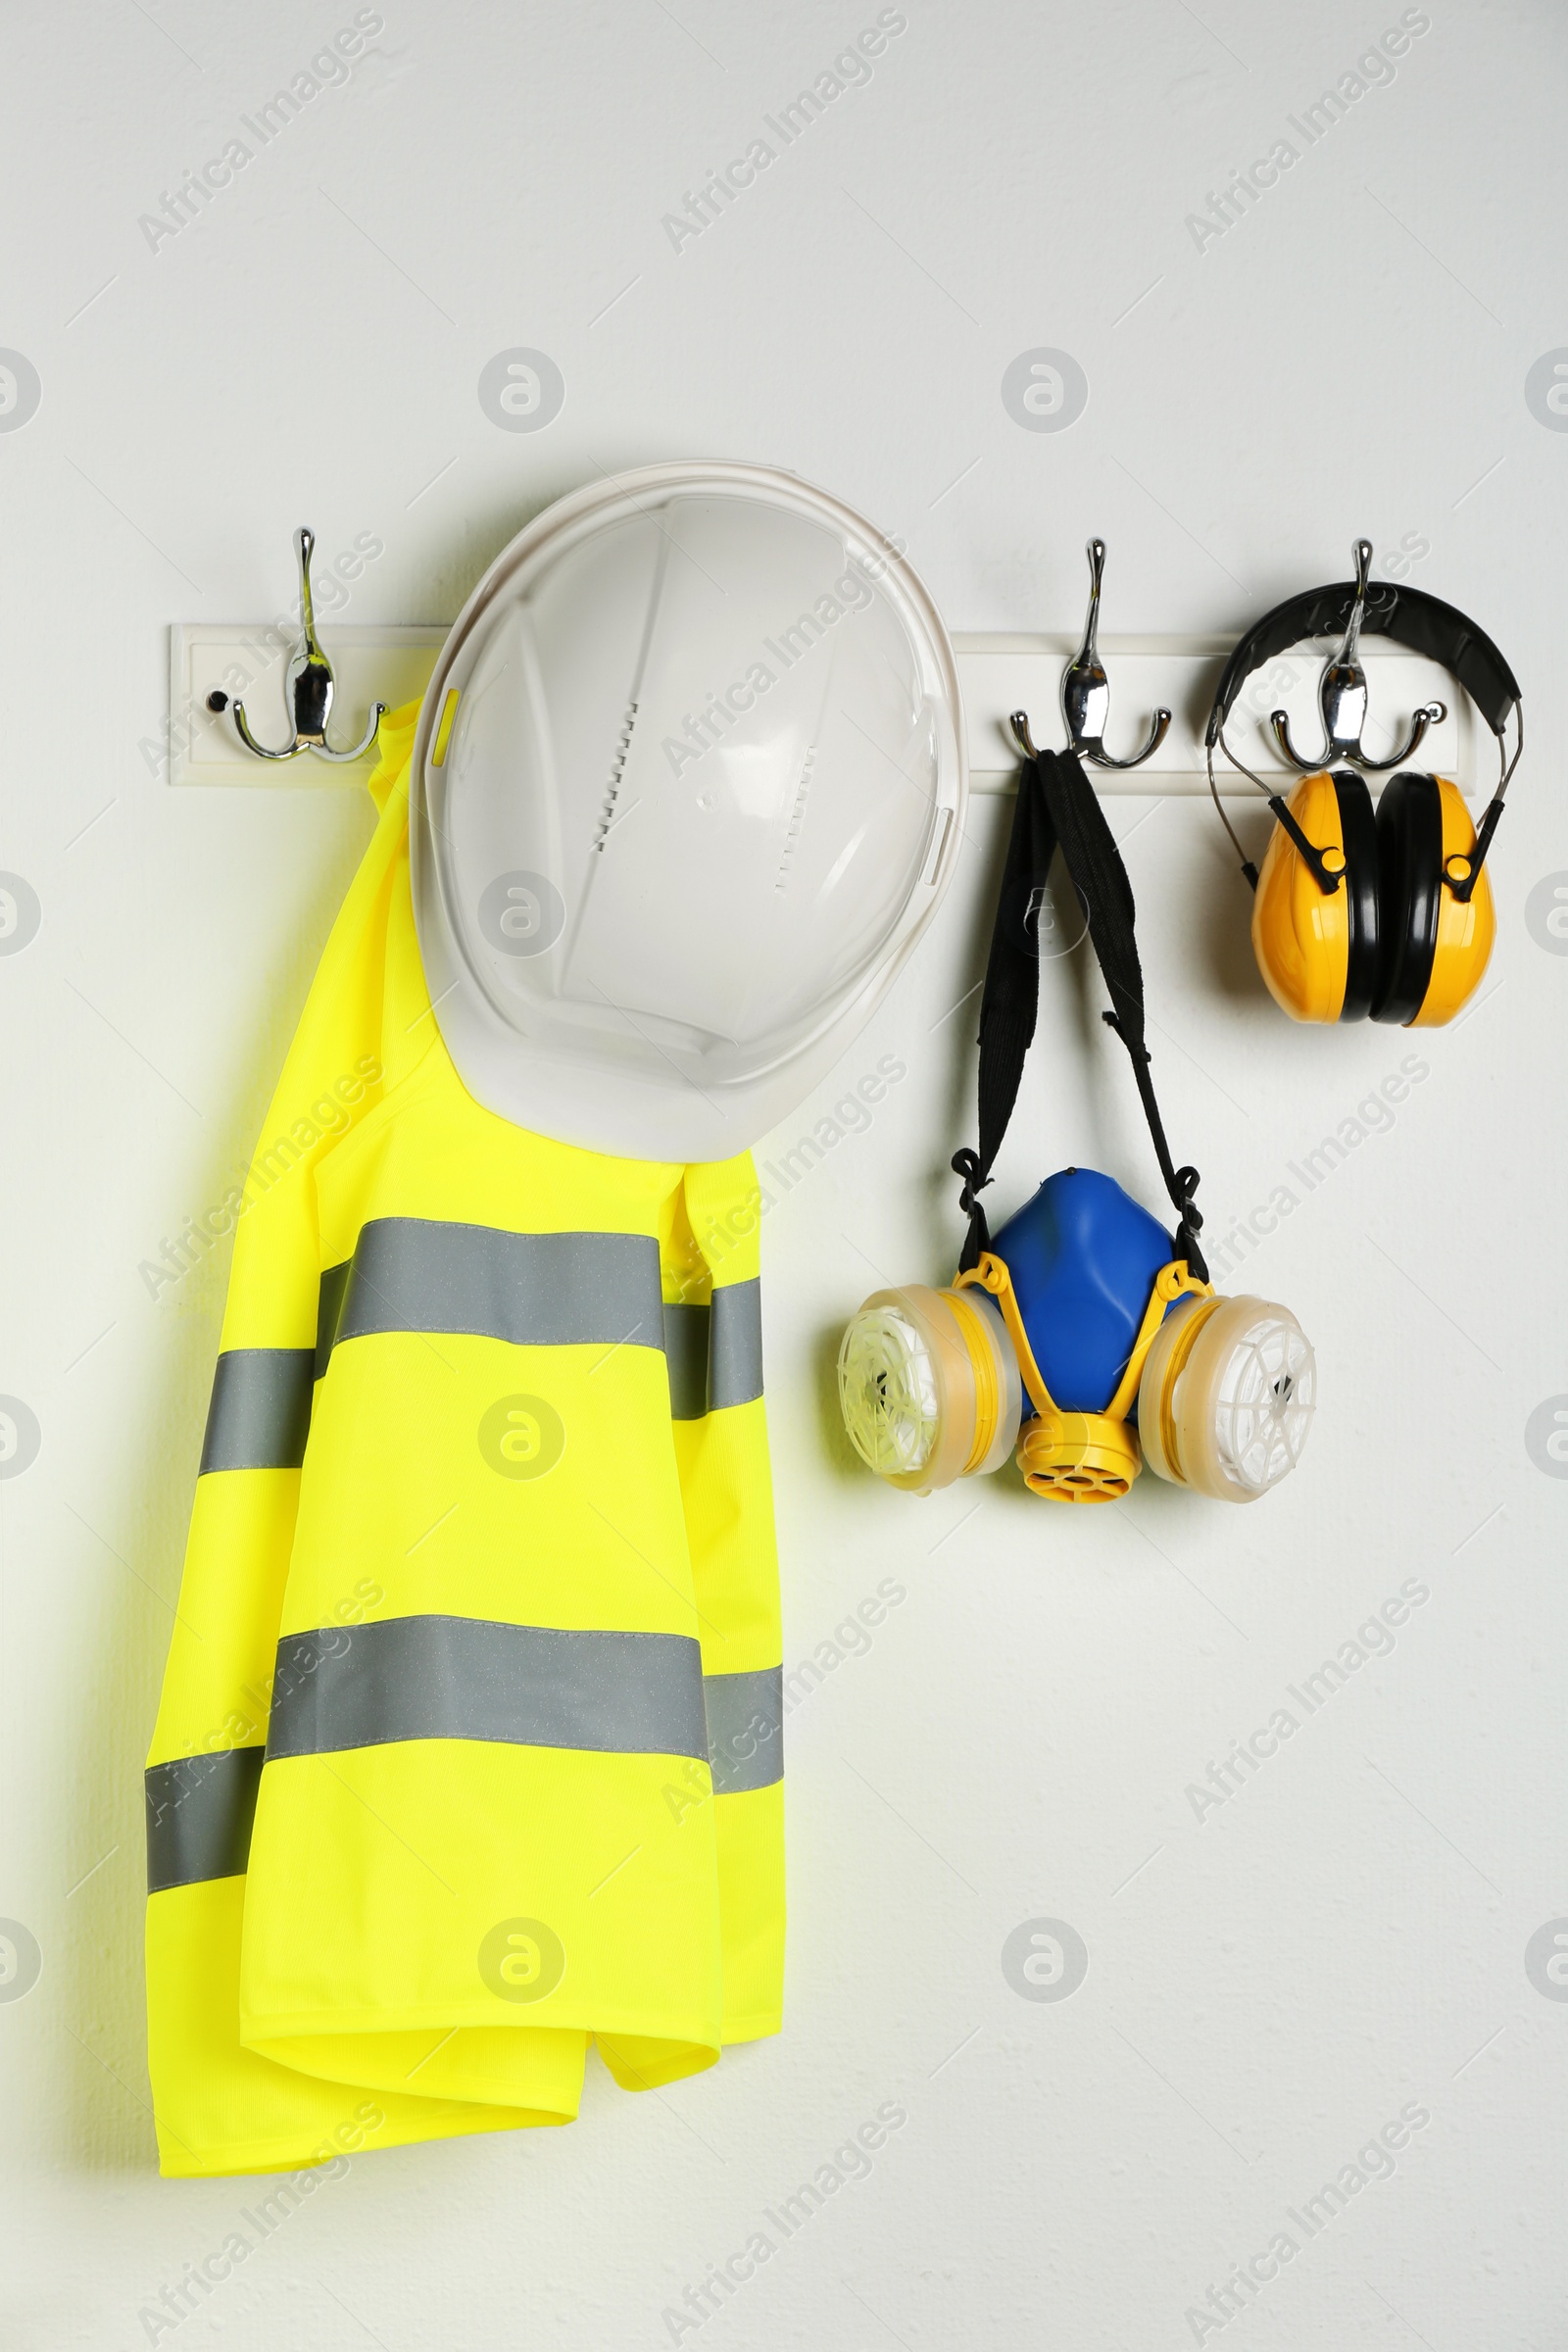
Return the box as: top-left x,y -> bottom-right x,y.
1371,771 -> 1443,1025
1333,770 -> 1380,1023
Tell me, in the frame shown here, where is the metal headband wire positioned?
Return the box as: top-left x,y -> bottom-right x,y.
1497,701 -> 1524,796
1206,721 -> 1276,880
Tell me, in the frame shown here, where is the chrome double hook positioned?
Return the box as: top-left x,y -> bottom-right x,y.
209,527 -> 386,762
1269,537 -> 1445,773
1010,537 -> 1171,769
1061,538 -> 1171,768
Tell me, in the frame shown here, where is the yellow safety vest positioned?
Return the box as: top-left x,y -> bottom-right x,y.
144,707 -> 783,2177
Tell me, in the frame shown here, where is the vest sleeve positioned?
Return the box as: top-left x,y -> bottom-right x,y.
668,1153 -> 785,2045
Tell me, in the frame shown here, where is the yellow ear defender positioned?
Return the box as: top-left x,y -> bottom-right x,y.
1207,540 -> 1521,1028
1250,767 -> 1494,1025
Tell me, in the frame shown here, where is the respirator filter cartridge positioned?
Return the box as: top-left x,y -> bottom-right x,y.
1135,1293 -> 1315,1501
837,1285 -> 1022,1495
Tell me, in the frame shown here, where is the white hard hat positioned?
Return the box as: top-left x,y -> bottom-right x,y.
410,461 -> 965,1162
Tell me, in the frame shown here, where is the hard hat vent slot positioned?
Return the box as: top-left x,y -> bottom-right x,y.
594,701 -> 639,854
775,749 -> 816,893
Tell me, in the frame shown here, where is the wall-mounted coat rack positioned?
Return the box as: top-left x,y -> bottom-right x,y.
167,535 -> 1476,796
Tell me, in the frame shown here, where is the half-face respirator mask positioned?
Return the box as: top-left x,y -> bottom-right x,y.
839,711 -> 1316,1505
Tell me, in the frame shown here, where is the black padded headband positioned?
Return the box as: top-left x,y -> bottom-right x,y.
1206,577 -> 1520,746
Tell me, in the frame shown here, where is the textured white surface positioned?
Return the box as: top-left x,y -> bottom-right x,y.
1,3 -> 1565,2347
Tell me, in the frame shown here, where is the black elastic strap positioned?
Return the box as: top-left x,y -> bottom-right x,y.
954,747 -> 1207,1283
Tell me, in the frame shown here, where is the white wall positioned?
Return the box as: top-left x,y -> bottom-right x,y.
4,2 -> 1567,2345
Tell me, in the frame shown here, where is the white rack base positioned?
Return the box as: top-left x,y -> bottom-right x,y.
169,625 -> 1477,795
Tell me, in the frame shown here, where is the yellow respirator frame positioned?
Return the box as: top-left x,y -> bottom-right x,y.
955,1251 -> 1212,1503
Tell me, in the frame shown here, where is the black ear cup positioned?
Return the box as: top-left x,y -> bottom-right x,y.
1332,771 -> 1382,1023
1371,772 -> 1443,1025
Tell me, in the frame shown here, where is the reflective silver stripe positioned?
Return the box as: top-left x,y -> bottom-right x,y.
332,1219 -> 664,1354
315,1258 -> 352,1381
145,1747 -> 265,1891
199,1348 -> 315,1474
265,1616 -> 709,1764
710,1279 -> 763,1409
664,1283 -> 763,1419
705,1666 -> 784,1794
144,1645 -> 784,1885
316,1224 -> 760,1414
663,1302 -> 710,1421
